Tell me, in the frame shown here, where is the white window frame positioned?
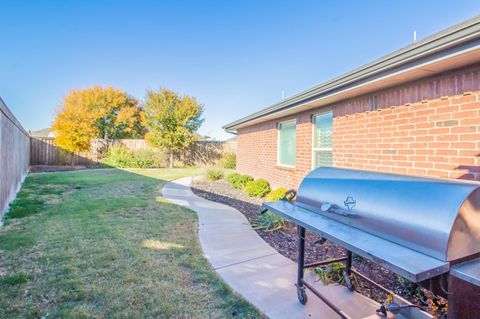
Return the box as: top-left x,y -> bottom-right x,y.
277,119 -> 296,168
311,111 -> 333,169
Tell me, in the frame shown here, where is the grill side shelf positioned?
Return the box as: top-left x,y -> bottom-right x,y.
262,200 -> 450,282
451,258 -> 480,286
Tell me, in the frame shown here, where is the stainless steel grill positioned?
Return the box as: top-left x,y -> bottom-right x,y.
262,167 -> 480,319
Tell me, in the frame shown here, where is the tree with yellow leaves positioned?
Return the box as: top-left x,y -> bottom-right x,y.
143,88 -> 204,167
52,86 -> 145,157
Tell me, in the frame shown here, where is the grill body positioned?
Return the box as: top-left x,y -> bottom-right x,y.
262,167 -> 480,319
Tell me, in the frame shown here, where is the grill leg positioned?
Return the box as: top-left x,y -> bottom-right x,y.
296,226 -> 307,304
345,250 -> 352,274
344,250 -> 354,291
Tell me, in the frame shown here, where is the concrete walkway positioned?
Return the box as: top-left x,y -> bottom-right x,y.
162,177 -> 381,319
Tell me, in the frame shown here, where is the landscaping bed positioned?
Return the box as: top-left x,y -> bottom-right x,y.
192,176 -> 446,317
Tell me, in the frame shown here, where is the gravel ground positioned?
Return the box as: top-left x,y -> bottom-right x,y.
191,177 -> 446,317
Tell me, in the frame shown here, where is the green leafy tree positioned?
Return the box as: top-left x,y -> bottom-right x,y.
142,88 -> 204,167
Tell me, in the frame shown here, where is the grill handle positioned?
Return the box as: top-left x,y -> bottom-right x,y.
321,202 -> 355,218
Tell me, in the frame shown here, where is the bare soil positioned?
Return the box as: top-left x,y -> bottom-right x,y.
191,178 -> 446,317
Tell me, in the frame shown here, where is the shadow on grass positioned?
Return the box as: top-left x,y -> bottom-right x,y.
4,167 -> 149,221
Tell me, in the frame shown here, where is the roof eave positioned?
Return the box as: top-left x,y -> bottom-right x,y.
224,15 -> 480,133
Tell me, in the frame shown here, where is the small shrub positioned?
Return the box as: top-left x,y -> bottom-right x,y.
218,153 -> 236,169
133,148 -> 167,168
253,187 -> 289,231
395,275 -> 418,298
226,172 -> 241,184
314,262 -> 347,285
244,179 -> 271,197
253,211 -> 285,231
103,145 -> 167,168
206,167 -> 224,181
103,145 -> 135,168
226,173 -> 253,189
265,187 -> 289,202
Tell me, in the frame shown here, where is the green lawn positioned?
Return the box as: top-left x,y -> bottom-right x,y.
0,168 -> 261,318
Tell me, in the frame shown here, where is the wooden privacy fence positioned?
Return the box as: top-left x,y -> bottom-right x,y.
0,98 -> 30,218
30,138 -> 236,166
30,138 -> 93,166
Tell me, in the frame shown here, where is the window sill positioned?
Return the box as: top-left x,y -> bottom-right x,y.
276,164 -> 295,171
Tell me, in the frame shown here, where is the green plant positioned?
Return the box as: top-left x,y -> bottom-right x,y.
6,193 -> 44,220
218,153 -> 236,169
102,145 -> 167,168
244,179 -> 271,197
0,273 -> 30,286
102,145 -> 135,168
132,148 -> 167,168
265,187 -> 289,202
226,173 -> 253,189
226,172 -> 241,184
143,88 -> 204,167
314,262 -> 346,285
253,212 -> 285,231
395,275 -> 418,298
206,167 -> 224,181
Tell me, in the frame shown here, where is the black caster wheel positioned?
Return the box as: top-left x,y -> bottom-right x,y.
297,288 -> 308,305
344,272 -> 354,292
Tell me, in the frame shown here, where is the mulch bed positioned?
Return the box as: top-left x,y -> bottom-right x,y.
191,178 -> 445,317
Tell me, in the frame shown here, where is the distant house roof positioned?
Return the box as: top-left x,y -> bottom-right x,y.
30,128 -> 56,138
223,15 -> 480,133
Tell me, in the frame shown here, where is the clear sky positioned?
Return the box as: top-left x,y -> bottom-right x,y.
1,1 -> 479,140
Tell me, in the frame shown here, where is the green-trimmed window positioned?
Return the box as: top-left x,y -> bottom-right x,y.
313,112 -> 333,167
278,120 -> 296,167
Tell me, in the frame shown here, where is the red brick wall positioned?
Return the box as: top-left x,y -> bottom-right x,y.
236,64 -> 480,188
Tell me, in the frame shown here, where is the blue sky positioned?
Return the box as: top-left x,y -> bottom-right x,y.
1,1 -> 479,140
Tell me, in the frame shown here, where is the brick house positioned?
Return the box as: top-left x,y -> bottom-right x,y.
223,16 -> 480,189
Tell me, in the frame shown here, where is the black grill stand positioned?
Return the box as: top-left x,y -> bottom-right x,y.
295,225 -> 354,319
294,225 -> 421,318
278,189 -> 416,318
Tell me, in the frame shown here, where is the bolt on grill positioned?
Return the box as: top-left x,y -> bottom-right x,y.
262,167 -> 480,319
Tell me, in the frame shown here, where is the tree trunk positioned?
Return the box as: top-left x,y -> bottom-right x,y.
169,152 -> 173,168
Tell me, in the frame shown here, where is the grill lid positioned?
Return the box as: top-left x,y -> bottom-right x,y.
295,167 -> 480,262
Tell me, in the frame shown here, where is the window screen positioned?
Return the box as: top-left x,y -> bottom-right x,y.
313,112 -> 332,167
